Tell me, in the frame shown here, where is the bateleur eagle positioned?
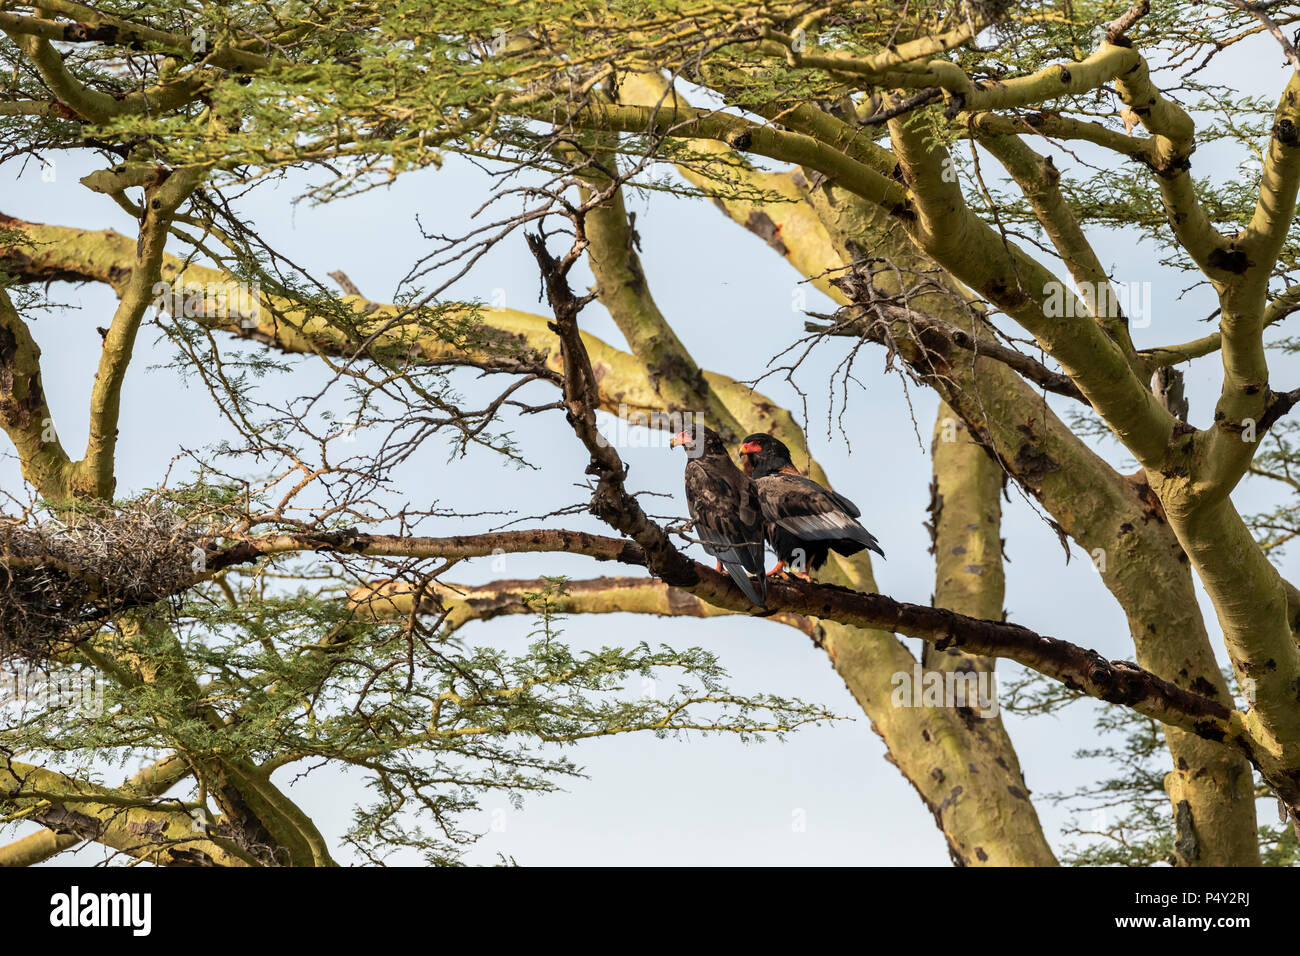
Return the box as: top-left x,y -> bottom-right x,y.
670,426 -> 767,607
738,433 -> 885,577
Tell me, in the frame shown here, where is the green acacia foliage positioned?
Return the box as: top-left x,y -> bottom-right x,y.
3,545 -> 837,864
1004,669 -> 1300,866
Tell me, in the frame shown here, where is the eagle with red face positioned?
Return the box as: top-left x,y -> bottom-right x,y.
670,426 -> 767,607
738,433 -> 884,578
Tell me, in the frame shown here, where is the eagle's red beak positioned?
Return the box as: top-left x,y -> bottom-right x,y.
739,441 -> 762,455
669,431 -> 691,449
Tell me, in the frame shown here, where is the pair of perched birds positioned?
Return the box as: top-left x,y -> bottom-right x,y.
669,427 -> 884,607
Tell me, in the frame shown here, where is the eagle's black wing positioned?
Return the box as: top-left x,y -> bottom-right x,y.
684,459 -> 768,606
755,474 -> 885,559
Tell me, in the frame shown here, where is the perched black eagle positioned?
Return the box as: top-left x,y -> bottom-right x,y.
670,426 -> 767,607
738,433 -> 885,578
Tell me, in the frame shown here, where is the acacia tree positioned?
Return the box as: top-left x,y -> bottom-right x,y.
1,0 -> 1299,866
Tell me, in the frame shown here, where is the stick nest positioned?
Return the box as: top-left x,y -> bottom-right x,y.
0,503 -> 202,662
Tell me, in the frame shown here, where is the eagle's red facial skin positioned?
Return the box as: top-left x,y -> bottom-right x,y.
669,431 -> 692,449
739,441 -> 763,455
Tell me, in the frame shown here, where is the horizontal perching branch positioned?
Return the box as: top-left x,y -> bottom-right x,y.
200,526 -> 1238,748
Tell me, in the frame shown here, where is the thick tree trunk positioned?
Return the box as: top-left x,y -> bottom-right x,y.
650,135 -> 1262,863
910,403 -> 1058,864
